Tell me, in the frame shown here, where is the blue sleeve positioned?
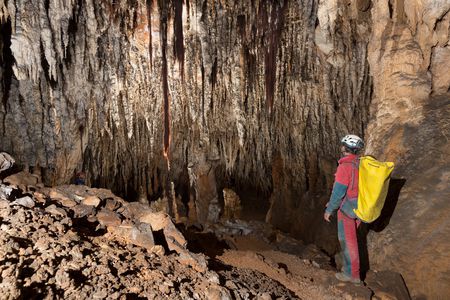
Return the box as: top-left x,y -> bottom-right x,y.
325,182 -> 348,214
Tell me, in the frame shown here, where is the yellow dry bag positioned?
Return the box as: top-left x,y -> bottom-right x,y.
354,156 -> 395,223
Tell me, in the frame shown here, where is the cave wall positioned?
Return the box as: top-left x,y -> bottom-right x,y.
363,0 -> 450,298
0,0 -> 371,243
1,0 -> 448,298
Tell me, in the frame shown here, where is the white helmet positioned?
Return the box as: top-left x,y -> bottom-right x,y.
341,134 -> 364,152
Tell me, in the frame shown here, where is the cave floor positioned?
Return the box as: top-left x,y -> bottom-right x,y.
0,182 -> 408,299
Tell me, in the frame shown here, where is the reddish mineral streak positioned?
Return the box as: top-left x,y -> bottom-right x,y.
158,0 -> 171,166
261,1 -> 286,114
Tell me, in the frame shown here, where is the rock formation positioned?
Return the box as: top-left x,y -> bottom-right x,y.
0,0 -> 371,242
0,182 -> 298,299
0,0 -> 448,298
0,176 -> 412,299
363,1 -> 450,298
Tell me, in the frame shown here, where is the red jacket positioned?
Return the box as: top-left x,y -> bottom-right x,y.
335,154 -> 359,199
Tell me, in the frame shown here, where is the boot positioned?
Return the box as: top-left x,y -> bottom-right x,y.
335,272 -> 361,284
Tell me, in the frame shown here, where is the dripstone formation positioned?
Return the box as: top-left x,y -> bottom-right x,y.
0,0 -> 449,298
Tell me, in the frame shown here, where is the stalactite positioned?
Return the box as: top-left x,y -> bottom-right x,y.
173,0 -> 184,80
262,1 -> 286,114
0,0 -> 372,213
0,16 -> 13,110
159,0 -> 171,164
146,0 -> 153,70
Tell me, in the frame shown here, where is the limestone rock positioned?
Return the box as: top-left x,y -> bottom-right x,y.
33,192 -> 47,203
365,270 -> 411,300
49,189 -> 77,208
149,197 -> 169,214
222,188 -> 241,220
96,209 -> 121,227
0,184 -> 13,200
0,1 -> 447,298
105,198 -> 122,211
72,204 -> 95,218
108,222 -> 155,251
0,152 -> 14,172
120,202 -> 153,220
11,196 -> 35,208
4,171 -> 40,190
139,211 -> 187,251
205,285 -> 233,300
177,251 -> 208,273
365,1 -> 450,298
45,204 -> 67,218
82,195 -> 101,207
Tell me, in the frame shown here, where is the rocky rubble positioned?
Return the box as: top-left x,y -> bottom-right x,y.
0,164 -> 415,299
0,179 -> 296,299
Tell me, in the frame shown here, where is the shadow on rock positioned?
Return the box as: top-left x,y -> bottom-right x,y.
370,178 -> 406,233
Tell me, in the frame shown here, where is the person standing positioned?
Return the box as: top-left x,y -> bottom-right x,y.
324,135 -> 364,284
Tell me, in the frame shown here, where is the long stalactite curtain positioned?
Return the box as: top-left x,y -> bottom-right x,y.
0,0 -> 371,203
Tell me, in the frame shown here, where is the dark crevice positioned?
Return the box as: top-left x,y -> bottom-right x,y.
200,60 -> 205,125
64,0 -> 82,65
159,0 -> 171,160
210,57 -> 217,107
125,293 -> 147,300
146,0 -> 153,70
1,17 -> 14,110
388,0 -> 393,19
183,227 -> 230,258
173,0 -> 184,80
153,229 -> 170,252
68,270 -> 88,286
40,41 -> 58,89
72,217 -> 107,237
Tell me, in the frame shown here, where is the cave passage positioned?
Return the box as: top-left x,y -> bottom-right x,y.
0,0 -> 448,298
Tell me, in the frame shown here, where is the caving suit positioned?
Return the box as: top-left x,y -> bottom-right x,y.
325,154 -> 361,280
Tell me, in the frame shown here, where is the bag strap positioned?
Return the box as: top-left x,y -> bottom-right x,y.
340,157 -> 360,191
349,158 -> 359,191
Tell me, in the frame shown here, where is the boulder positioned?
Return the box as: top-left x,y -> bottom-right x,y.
49,189 -> 77,208
33,192 -> 47,204
177,251 -> 208,273
72,204 -> 95,218
0,152 -> 15,172
4,171 -> 40,191
105,198 -> 122,211
82,196 -> 101,207
96,209 -> 121,227
107,222 -> 154,251
11,196 -> 35,208
205,285 -> 232,300
120,202 -> 152,220
139,212 -> 187,251
0,184 -> 13,200
149,197 -> 169,214
365,270 -> 411,300
45,204 -> 68,217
